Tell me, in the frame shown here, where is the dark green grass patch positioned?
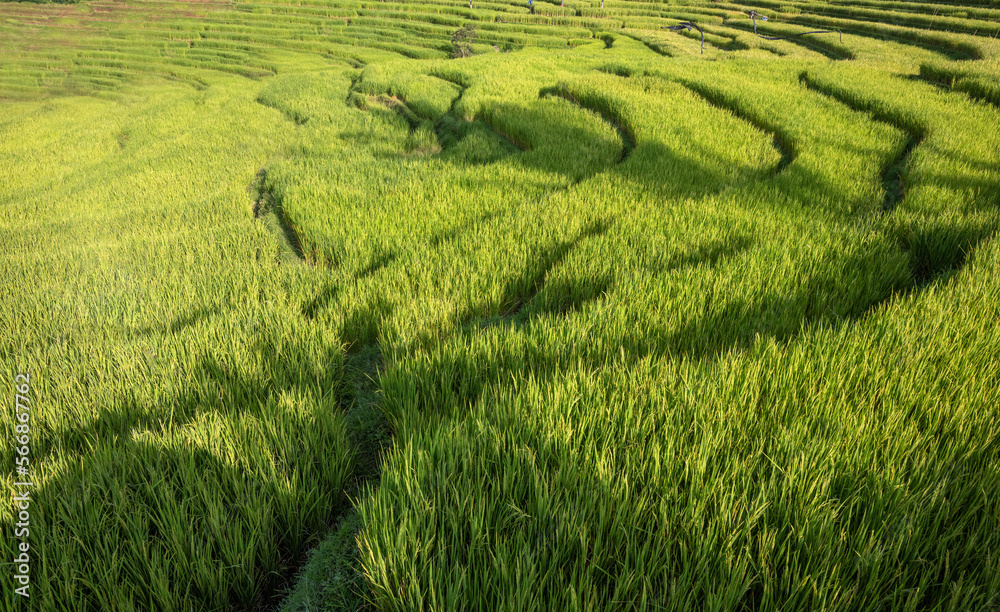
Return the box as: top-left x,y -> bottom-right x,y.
2,1 -> 1000,610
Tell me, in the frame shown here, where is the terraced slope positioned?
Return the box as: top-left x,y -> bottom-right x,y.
1,0 -> 998,611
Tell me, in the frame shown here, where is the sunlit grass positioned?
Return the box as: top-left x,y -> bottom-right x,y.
1,0 -> 999,610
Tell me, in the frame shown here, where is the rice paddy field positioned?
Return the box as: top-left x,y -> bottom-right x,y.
1,0 -> 999,609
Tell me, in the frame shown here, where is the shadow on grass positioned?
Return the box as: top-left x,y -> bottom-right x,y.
246,61 -> 999,612
388,202 -> 993,422
301,251 -> 398,320
25,332 -> 353,611
132,304 -> 224,337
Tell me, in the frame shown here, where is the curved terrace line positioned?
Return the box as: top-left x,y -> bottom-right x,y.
664,21 -> 705,54
786,15 -> 982,59
620,26 -> 748,57
251,167 -> 307,263
592,67 -> 794,176
798,71 -> 925,214
538,84 -> 636,163
429,71 -> 531,152
427,71 -> 468,117
748,10 -> 843,44
783,6 -> 993,38
675,79 -> 795,176
719,20 -> 854,60
795,71 -> 996,291
618,31 -> 675,57
256,95 -> 309,125
674,78 -> 799,175
915,68 -> 1000,110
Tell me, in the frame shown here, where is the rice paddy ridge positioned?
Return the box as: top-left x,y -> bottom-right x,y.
797,71 -> 924,213
264,38 -> 992,605
3,0 -> 1000,100
260,46 -> 1000,605
2,0 -> 1000,610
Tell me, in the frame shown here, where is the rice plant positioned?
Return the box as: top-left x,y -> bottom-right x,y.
1,0 -> 998,610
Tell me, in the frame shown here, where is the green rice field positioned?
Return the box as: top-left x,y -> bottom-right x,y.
1,0 -> 998,609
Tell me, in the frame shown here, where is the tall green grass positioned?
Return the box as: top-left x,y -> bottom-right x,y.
1,0 -> 999,610
0,79 -> 354,610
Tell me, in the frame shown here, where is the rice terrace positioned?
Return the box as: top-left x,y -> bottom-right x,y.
2,0 -> 1000,607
